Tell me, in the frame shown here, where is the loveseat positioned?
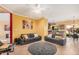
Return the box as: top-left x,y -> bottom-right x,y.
14,33 -> 41,45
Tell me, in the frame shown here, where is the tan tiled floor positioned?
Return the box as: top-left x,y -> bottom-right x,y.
2,37 -> 79,55
55,37 -> 79,55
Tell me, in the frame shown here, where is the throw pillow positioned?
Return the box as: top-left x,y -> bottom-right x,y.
34,34 -> 38,37
55,36 -> 62,40
48,34 -> 52,38
23,35 -> 28,39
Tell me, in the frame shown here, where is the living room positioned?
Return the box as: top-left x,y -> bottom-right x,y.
0,4 -> 79,55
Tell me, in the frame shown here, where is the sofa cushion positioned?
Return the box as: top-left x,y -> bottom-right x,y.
48,34 -> 55,38
27,33 -> 34,38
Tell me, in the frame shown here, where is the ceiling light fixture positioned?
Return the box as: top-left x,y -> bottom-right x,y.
1,4 -> 45,18
32,4 -> 45,14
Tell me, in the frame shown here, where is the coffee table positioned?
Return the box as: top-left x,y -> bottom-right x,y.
28,42 -> 57,55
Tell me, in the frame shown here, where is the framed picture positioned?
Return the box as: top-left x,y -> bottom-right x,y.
22,20 -> 33,29
4,25 -> 10,31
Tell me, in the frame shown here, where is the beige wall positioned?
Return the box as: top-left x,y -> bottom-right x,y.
12,14 -> 48,42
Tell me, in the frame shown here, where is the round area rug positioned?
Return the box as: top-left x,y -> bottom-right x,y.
28,42 -> 57,55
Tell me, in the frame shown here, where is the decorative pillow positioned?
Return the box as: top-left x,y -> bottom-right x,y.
34,34 -> 38,37
48,34 -> 52,38
55,36 -> 62,40
23,35 -> 28,39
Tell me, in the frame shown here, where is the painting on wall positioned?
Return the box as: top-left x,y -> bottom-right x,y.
4,25 -> 10,31
22,20 -> 33,29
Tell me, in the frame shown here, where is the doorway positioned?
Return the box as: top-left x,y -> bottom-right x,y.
0,13 -> 11,44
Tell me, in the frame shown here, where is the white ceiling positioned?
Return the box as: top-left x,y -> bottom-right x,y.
1,4 -> 79,22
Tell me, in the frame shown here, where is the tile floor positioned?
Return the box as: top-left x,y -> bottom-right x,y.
2,37 -> 79,55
